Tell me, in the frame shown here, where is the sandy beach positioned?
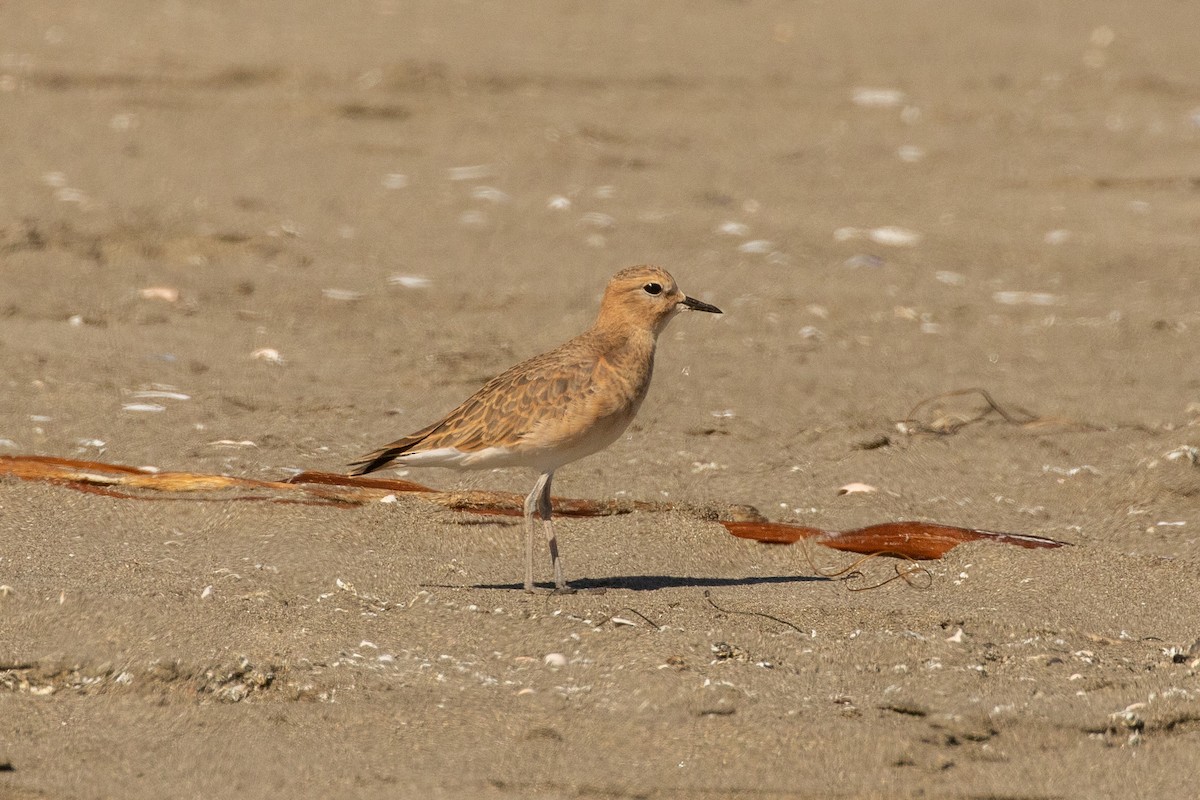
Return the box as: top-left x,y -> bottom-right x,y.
2,2 -> 1199,797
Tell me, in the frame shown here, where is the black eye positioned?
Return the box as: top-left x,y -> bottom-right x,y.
643,282 -> 663,296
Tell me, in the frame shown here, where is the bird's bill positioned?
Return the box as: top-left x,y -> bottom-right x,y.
680,295 -> 722,314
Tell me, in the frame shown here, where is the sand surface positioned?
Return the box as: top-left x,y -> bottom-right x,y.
2,2 -> 1200,797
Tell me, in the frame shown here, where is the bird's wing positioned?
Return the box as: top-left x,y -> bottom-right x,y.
348,338 -> 602,474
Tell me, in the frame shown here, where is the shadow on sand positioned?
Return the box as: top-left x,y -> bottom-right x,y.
432,573 -> 830,592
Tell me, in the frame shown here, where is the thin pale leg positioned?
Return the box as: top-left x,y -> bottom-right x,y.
523,474 -> 549,592
535,471 -> 567,590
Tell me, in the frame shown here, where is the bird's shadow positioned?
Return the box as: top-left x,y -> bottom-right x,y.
429,573 -> 828,592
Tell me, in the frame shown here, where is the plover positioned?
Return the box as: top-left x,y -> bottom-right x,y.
350,265 -> 721,591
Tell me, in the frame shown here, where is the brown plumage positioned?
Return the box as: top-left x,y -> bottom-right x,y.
349,265 -> 721,591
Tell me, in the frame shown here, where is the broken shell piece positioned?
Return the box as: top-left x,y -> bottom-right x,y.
579,212 -> 615,229
868,227 -> 922,247
132,390 -> 190,401
1165,445 -> 1199,465
843,254 -> 884,269
992,291 -> 1062,306
447,164 -> 493,181
543,653 -> 567,668
321,288 -> 364,302
471,186 -> 510,203
851,87 -> 907,108
122,403 -> 166,413
459,210 -> 488,228
838,482 -> 878,495
711,642 -> 749,661
251,348 -> 285,365
388,274 -> 431,289
55,188 -> 87,203
1044,229 -> 1072,245
139,286 -> 180,303
834,227 -> 922,247
737,239 -> 774,254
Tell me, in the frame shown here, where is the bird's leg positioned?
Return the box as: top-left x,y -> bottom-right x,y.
522,476 -> 544,592
535,471 -> 568,591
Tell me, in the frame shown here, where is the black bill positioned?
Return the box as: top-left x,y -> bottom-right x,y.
681,295 -> 722,314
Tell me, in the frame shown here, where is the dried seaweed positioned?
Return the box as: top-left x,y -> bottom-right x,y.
0,455 -> 1070,561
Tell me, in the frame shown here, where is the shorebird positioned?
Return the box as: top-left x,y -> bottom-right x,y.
349,265 -> 722,592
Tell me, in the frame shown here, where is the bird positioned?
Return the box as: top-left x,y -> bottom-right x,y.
348,265 -> 722,592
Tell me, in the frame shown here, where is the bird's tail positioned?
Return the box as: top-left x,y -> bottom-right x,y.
347,447 -> 403,476
347,426 -> 436,476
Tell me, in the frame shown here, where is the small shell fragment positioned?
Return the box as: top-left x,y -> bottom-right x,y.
737,239 -> 774,254
251,348 -> 285,365
447,164 -> 493,181
579,212 -> 615,229
388,274 -> 431,289
843,254 -> 884,269
381,173 -> 408,189
132,390 -> 190,401
851,87 -> 907,108
55,188 -> 87,203
838,482 -> 878,495
321,288 -> 364,302
543,653 -> 567,668
1165,445 -> 1199,465
1044,229 -> 1072,245
122,403 -> 165,413
993,291 -> 1062,306
139,286 -> 180,303
868,227 -> 922,247
834,227 -> 922,247
471,186 -> 510,203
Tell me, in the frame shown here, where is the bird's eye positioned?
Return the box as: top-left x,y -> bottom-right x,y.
643,282 -> 663,296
